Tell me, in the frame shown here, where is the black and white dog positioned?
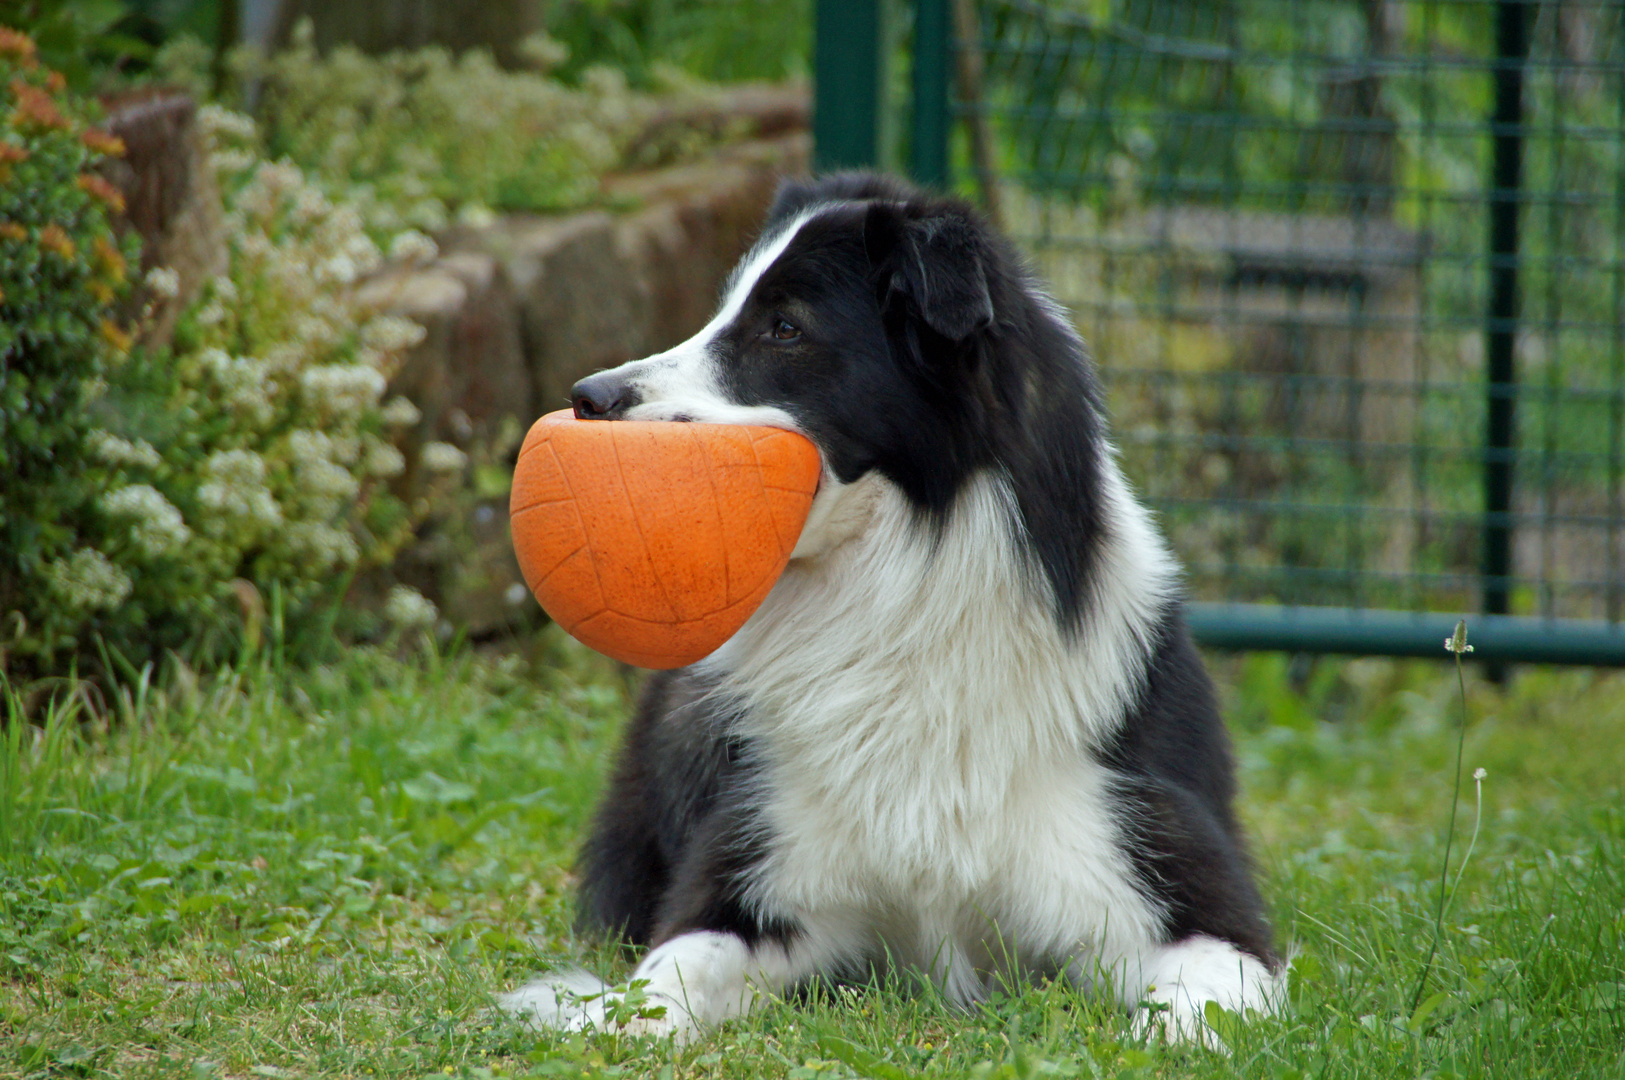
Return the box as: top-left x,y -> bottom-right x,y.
502,174 -> 1279,1041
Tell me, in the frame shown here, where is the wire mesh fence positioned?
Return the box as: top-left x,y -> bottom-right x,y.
846,0 -> 1625,661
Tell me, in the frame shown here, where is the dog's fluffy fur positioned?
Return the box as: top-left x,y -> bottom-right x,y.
501,174 -> 1280,1042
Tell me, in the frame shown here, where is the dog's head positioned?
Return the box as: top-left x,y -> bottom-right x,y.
571,174 -> 1108,614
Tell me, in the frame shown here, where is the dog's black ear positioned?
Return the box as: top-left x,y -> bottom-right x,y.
864,201 -> 995,342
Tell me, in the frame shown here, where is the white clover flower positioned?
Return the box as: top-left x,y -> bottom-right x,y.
102,485 -> 192,558
361,315 -> 427,355
420,442 -> 467,473
209,275 -> 239,305
44,548 -> 132,612
144,266 -> 181,299
380,397 -> 421,428
284,521 -> 360,571
388,230 -> 439,265
198,449 -> 283,528
383,584 -> 438,629
88,430 -> 162,469
1473,767 -> 1487,781
364,442 -> 405,478
301,365 -> 386,416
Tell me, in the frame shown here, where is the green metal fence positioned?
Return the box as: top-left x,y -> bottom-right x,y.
815,0 -> 1625,664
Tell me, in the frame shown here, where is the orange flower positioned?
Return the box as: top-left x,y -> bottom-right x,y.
9,78 -> 68,133
99,319 -> 133,353
43,70 -> 65,94
39,223 -> 75,260
0,139 -> 22,182
0,29 -> 38,66
77,173 -> 125,214
0,221 -> 23,242
80,128 -> 125,157
93,235 -> 125,281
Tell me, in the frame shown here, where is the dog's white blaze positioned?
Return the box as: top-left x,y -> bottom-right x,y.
604,208 -> 823,429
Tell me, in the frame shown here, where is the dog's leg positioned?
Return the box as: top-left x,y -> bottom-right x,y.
1122,935 -> 1282,1045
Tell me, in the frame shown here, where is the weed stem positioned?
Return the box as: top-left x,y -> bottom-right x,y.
1409,619 -> 1472,1015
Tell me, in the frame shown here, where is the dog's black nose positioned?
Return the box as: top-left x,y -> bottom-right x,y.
572,373 -> 641,420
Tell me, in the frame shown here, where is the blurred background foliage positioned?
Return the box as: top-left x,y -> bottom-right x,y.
0,1 -> 813,686
0,0 -> 812,91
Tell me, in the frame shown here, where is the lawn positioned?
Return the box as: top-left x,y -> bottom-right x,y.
2,632 -> 1622,1079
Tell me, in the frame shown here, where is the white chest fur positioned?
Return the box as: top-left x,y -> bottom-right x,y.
701,467 -> 1181,994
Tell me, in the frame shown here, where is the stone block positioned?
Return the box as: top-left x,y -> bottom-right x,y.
98,91 -> 227,346
356,250 -> 528,445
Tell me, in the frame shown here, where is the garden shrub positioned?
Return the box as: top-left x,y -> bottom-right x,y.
152,19 -> 772,237
156,23 -> 667,236
1,27 -> 459,682
0,26 -> 143,673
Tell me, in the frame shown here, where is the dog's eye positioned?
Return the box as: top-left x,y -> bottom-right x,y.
771,317 -> 801,341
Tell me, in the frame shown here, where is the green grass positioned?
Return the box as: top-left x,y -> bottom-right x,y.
3,634 -> 1622,1078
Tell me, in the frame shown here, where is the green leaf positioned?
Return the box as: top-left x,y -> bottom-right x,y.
815,1034 -> 911,1080
1408,990 -> 1450,1031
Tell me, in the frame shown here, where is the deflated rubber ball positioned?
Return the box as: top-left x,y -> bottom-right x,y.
508,410 -> 822,669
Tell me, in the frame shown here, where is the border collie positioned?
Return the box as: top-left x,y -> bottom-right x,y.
502,173 -> 1280,1042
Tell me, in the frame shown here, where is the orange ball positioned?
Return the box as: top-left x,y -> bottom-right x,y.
508,410 -> 822,669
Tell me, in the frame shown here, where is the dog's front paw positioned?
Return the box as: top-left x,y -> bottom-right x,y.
571,990 -> 695,1042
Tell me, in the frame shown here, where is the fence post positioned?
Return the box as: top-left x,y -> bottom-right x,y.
814,0 -> 886,171
911,0 -> 951,187
1482,0 -> 1528,624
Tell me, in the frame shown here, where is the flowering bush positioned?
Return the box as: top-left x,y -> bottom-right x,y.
155,23 -> 660,237
0,27 -> 142,671
1,27 -> 453,679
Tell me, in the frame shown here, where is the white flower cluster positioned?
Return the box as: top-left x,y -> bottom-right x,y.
144,266 -> 181,299
420,442 -> 468,473
102,484 -> 191,558
286,428 -> 361,516
88,430 -> 162,469
365,442 -> 406,478
388,230 -> 439,265
362,315 -> 427,355
284,520 -> 360,571
240,24 -> 655,233
380,397 -> 422,428
383,584 -> 439,629
197,449 -> 283,530
45,548 -> 133,612
200,348 -> 274,423
301,364 -> 387,418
